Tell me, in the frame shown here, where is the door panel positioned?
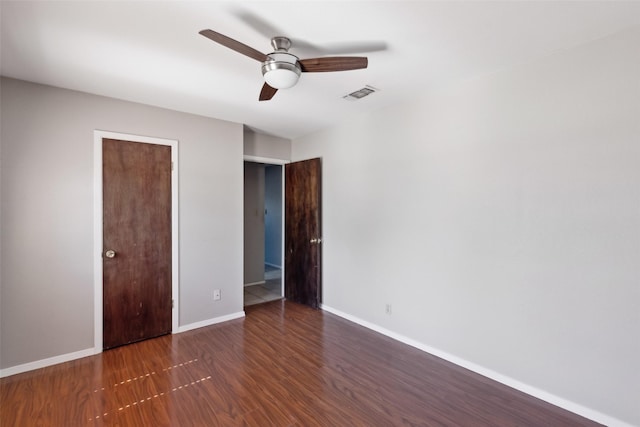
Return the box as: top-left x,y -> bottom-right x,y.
103,138 -> 172,349
285,158 -> 322,308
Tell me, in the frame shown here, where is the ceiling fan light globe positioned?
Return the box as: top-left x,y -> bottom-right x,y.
264,68 -> 300,89
262,53 -> 301,89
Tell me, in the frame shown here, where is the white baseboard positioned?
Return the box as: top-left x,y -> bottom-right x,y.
177,311 -> 245,333
244,280 -> 266,287
320,304 -> 633,427
0,347 -> 96,378
1,312 -> 246,377
265,262 -> 282,269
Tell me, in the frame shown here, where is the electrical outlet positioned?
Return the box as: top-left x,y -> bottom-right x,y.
213,289 -> 221,301
385,304 -> 392,315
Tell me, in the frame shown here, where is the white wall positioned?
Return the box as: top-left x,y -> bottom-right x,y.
292,27 -> 640,426
243,127 -> 291,161
0,78 -> 244,370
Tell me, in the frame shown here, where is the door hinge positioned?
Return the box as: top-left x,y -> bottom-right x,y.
171,161 -> 174,171
172,299 -> 174,309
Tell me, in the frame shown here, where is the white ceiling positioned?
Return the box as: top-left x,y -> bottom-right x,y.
2,1 -> 639,139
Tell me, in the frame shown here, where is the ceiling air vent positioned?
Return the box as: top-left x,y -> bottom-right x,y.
343,85 -> 378,101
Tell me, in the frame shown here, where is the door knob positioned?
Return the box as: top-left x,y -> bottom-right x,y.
105,250 -> 116,258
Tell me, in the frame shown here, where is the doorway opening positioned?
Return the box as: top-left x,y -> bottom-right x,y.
243,160 -> 284,306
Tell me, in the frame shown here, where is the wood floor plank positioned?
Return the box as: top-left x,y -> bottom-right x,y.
1,300 -> 602,426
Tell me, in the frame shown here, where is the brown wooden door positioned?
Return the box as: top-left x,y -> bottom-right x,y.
102,138 -> 172,349
285,158 -> 322,308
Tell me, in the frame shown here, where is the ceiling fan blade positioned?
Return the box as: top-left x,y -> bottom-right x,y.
259,83 -> 278,101
234,10 -> 323,56
299,57 -> 368,72
199,29 -> 269,62
233,9 -> 386,57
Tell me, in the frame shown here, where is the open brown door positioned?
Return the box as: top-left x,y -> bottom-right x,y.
102,138 -> 172,349
285,158 -> 322,308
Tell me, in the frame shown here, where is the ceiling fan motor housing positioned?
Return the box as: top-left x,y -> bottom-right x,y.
270,36 -> 292,52
262,51 -> 301,89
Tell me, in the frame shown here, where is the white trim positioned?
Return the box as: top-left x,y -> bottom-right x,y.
320,304 -> 633,427
244,280 -> 266,287
93,130 -> 180,354
93,134 -> 103,354
177,311 -> 245,333
281,164 -> 286,298
0,348 -> 95,378
243,154 -> 290,165
243,157 -> 287,299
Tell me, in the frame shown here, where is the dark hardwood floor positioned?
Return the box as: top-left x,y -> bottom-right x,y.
1,300 -> 600,426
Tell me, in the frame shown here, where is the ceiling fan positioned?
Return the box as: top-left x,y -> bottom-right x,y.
199,29 -> 368,101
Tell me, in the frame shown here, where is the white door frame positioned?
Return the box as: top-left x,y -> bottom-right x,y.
243,155 -> 289,298
93,130 -> 180,353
